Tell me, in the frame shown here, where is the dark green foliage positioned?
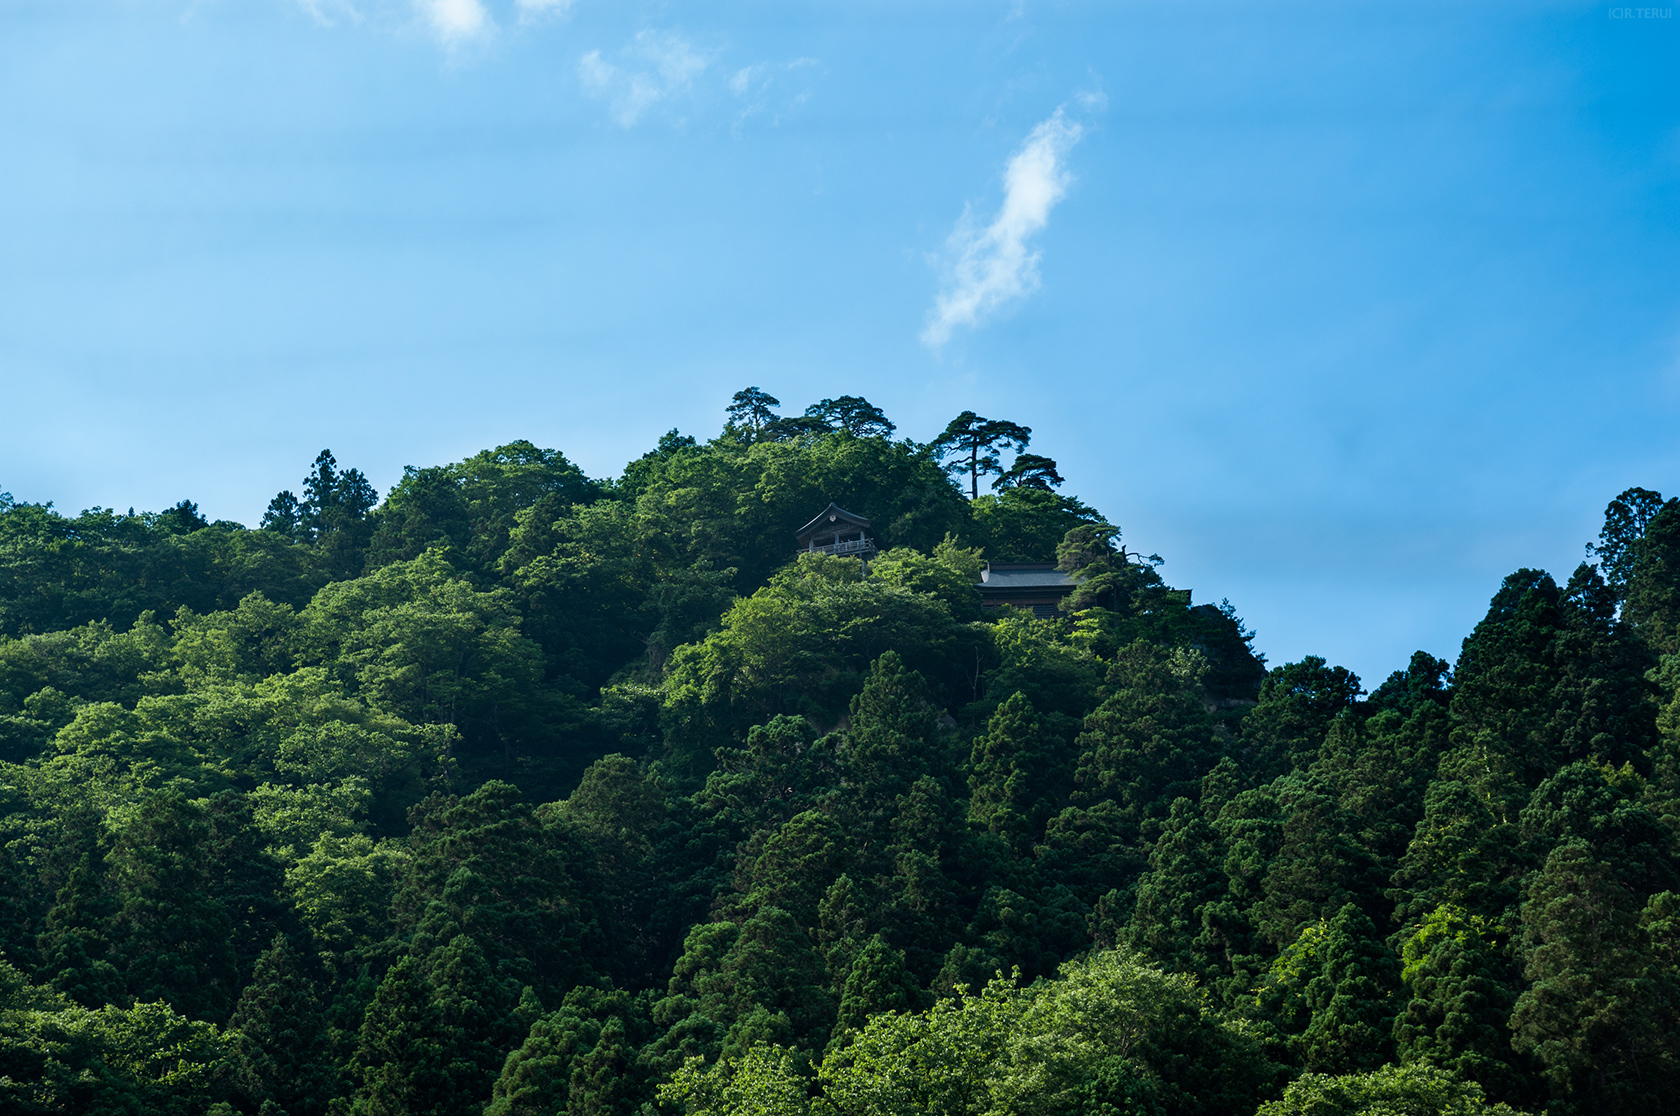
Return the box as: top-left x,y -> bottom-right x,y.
801,396 -> 896,439
991,452 -> 1062,492
967,691 -> 1067,851
1624,498 -> 1680,657
349,937 -> 537,1116
1072,641 -> 1224,834
107,791 -> 239,1022
1588,486 -> 1666,598
485,986 -> 658,1116
5,412 -> 1680,1116
1242,657 -> 1363,776
1393,905 -> 1530,1104
930,410 -> 1032,499
36,815 -> 123,1009
1450,565 -> 1655,793
396,782 -> 597,1002
833,934 -> 924,1038
230,934 -> 338,1116
1391,778 -> 1522,927
0,500 -> 321,636
1250,780 -> 1388,951
1124,797 -> 1227,981
1296,904 -> 1401,1073
1510,840 -> 1680,1113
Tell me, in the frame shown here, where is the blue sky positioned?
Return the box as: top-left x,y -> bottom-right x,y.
2,0 -> 1678,685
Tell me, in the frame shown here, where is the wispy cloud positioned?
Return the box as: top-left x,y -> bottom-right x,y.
417,0 -> 491,44
516,0 -> 574,14
922,106 -> 1089,348
292,0 -> 362,25
578,31 -> 711,127
287,0 -> 499,46
727,57 -> 817,131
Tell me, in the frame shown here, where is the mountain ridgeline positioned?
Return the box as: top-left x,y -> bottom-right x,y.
0,392 -> 1676,1116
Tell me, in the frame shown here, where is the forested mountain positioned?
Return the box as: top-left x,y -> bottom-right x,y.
0,392 -> 1676,1116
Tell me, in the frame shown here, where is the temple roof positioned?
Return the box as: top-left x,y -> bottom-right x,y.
796,502 -> 873,540
978,562 -> 1076,589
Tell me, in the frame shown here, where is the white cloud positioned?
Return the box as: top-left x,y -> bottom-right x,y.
418,0 -> 490,43
578,31 -> 711,127
292,0 -> 361,25
922,107 -> 1086,348
516,0 -> 574,16
728,64 -> 761,96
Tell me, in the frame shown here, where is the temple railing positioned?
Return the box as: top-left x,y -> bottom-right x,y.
808,537 -> 876,556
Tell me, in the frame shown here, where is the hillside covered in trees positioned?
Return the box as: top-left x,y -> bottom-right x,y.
0,390 -> 1677,1116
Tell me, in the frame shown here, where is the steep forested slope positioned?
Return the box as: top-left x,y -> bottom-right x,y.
0,398 -> 1675,1116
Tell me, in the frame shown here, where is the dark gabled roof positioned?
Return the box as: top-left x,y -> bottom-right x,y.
796,502 -> 873,539
977,562 -> 1076,590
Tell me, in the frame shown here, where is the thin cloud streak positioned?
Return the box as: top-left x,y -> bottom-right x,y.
578,31 -> 711,127
515,0 -> 574,16
922,107 -> 1085,348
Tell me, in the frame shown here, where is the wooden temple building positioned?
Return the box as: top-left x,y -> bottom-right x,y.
796,503 -> 879,559
795,502 -> 1075,618
975,562 -> 1076,619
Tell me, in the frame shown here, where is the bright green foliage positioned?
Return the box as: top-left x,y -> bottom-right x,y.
966,487 -> 1101,563
367,441 -> 598,576
0,959 -> 235,1116
815,975 -> 1021,1116
663,950 -> 1275,1116
869,542 -> 985,623
1255,1062 -> 1528,1116
302,550 -> 548,753
285,832 -> 401,976
5,413 -> 1680,1115
661,557 -> 971,755
661,1044 -> 813,1116
972,608 -> 1102,727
